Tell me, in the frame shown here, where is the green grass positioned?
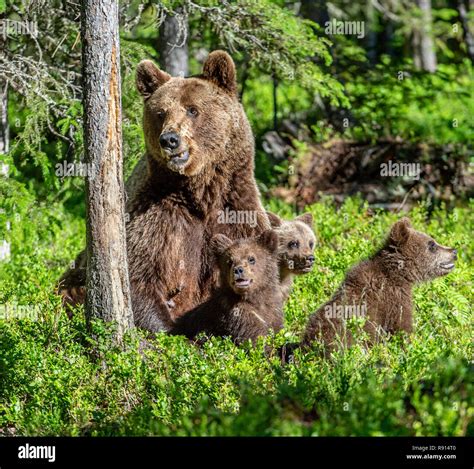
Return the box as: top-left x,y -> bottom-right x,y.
0,192 -> 473,436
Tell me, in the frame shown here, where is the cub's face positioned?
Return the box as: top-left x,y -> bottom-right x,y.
212,231 -> 279,296
389,218 -> 457,281
268,212 -> 316,274
136,51 -> 239,177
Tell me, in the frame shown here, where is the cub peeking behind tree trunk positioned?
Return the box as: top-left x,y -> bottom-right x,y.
267,212 -> 316,302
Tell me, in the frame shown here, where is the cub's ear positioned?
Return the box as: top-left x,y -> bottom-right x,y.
390,217 -> 412,245
136,60 -> 171,99
211,234 -> 233,255
202,50 -> 237,95
296,212 -> 313,228
266,211 -> 283,228
257,230 -> 279,254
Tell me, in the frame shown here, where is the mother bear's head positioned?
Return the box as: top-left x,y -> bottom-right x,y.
136,50 -> 253,177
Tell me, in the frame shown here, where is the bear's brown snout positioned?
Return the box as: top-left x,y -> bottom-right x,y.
159,131 -> 181,151
233,266 -> 251,285
230,263 -> 253,291
439,248 -> 457,269
160,130 -> 190,171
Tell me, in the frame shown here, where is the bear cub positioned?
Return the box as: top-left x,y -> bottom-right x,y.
171,230 -> 283,344
303,217 -> 457,351
267,212 -> 316,302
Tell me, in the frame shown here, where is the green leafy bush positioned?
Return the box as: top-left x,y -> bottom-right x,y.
343,59 -> 474,146
1,194 -> 472,436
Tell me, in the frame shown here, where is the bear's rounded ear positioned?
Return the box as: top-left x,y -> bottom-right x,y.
266,211 -> 283,228
136,60 -> 171,99
296,212 -> 313,228
390,217 -> 411,245
202,50 -> 237,95
258,230 -> 279,254
211,234 -> 233,255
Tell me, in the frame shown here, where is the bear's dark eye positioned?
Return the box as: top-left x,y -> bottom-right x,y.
428,240 -> 437,252
309,241 -> 314,249
156,109 -> 165,118
248,256 -> 256,265
187,107 -> 199,117
288,240 -> 299,249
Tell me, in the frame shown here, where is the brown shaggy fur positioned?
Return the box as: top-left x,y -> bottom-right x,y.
171,231 -> 284,344
59,51 -> 270,331
267,212 -> 316,302
303,217 -> 457,350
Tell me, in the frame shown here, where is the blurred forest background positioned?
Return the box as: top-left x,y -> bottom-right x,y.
0,0 -> 473,216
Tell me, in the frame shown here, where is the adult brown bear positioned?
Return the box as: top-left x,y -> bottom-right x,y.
59,50 -> 270,332
302,218 -> 458,351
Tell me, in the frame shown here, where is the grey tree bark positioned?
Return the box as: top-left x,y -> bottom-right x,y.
0,84 -> 7,155
413,28 -> 422,69
366,0 -> 378,65
414,0 -> 437,72
0,14 -> 8,155
157,7 -> 189,76
381,19 -> 395,58
81,0 -> 134,340
457,0 -> 474,62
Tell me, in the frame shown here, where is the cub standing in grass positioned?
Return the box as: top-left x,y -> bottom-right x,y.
58,51 -> 271,331
267,212 -> 316,302
303,217 -> 457,351
171,231 -> 283,344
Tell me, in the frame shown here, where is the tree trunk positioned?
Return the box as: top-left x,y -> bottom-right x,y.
412,29 -> 422,69
157,7 -> 189,76
457,0 -> 474,62
366,0 -> 378,65
0,83 -> 7,155
272,76 -> 278,131
381,19 -> 395,58
415,0 -> 437,72
81,0 -> 134,340
300,0 -> 329,26
0,14 -> 8,155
